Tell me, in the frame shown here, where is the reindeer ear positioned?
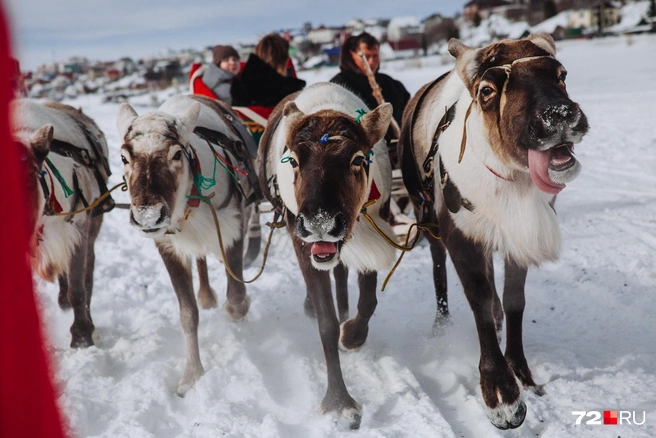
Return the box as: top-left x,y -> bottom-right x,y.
359,103 -> 392,146
117,103 -> 138,140
283,101 -> 304,117
30,124 -> 53,164
527,33 -> 556,56
176,102 -> 201,142
448,38 -> 478,90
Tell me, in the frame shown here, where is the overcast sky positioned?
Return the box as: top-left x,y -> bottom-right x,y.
4,0 -> 464,71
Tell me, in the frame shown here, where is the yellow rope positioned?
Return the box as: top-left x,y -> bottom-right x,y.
359,199 -> 441,291
204,196 -> 284,284
52,181 -> 127,217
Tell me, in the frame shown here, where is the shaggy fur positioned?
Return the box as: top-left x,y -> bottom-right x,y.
11,99 -> 109,348
399,34 -> 589,430
257,82 -> 396,428
117,95 -> 252,395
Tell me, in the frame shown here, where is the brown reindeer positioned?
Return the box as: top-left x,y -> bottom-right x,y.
11,99 -> 113,348
399,34 -> 589,429
258,83 -> 396,428
117,95 -> 255,395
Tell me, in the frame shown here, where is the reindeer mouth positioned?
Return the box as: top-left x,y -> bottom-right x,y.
311,241 -> 340,264
528,143 -> 578,194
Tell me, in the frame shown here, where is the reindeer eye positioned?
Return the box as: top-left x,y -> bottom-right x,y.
121,155 -> 129,165
172,150 -> 182,161
289,157 -> 298,168
558,71 -> 567,83
352,156 -> 364,167
480,86 -> 494,98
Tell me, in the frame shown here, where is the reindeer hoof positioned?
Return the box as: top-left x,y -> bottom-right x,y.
431,313 -> 451,337
57,292 -> 72,310
303,295 -> 316,319
176,365 -> 205,397
486,398 -> 526,430
339,319 -> 368,351
198,286 -> 218,309
224,295 -> 250,321
320,395 -> 362,430
70,321 -> 94,348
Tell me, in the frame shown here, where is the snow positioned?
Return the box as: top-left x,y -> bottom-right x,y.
610,0 -> 652,32
37,34 -> 656,437
530,10 -> 571,34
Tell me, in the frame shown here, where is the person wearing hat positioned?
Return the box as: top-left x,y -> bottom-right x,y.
202,45 -> 240,105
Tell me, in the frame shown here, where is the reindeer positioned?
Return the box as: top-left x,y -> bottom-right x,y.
258,82 -> 396,428
116,95 -> 254,395
398,34 -> 589,429
11,100 -> 113,348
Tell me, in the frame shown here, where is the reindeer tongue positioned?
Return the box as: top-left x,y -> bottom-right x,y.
528,149 -> 566,195
311,241 -> 337,256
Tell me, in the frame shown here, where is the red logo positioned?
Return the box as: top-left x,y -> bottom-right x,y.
604,411 -> 618,425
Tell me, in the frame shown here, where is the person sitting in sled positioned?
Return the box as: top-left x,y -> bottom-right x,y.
202,45 -> 240,105
231,33 -> 306,108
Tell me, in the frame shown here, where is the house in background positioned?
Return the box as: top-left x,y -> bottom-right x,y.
387,16 -> 424,55
463,0 -> 512,21
569,2 -> 621,31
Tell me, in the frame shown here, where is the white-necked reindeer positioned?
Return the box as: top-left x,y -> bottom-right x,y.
399,34 -> 589,429
117,95 -> 254,395
11,100 -> 112,348
258,82 -> 397,429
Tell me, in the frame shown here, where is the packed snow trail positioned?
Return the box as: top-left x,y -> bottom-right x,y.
37,35 -> 656,437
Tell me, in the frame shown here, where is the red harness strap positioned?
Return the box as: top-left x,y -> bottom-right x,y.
186,146 -> 203,208
45,169 -> 64,214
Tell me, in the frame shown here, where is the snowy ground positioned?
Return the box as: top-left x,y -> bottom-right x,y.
36,35 -> 656,438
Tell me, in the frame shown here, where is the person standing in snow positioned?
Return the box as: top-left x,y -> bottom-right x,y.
330,32 -> 410,130
202,45 -> 240,105
231,33 -> 306,108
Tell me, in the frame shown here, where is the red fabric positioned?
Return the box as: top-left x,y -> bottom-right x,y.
0,5 -> 67,438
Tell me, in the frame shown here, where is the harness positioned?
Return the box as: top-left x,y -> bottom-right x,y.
402,54 -> 554,223
38,133 -> 114,217
203,103 -> 264,205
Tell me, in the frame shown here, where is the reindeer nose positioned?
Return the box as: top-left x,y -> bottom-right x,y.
531,102 -> 582,141
295,211 -> 346,240
130,196 -> 170,229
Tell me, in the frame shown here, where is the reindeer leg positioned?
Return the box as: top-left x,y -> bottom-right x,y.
223,236 -> 250,321
157,244 -> 204,396
68,220 -> 95,348
334,262 -> 349,323
488,259 -> 504,342
445,231 -> 526,430
57,274 -> 71,310
339,271 -> 376,351
196,257 -> 218,309
503,258 -> 544,396
83,215 -> 102,326
428,235 -> 449,335
291,234 -> 362,429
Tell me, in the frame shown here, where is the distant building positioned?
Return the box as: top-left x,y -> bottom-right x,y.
423,13 -> 457,46
308,26 -> 343,45
569,2 -> 620,30
387,16 -> 424,53
463,0 -> 512,21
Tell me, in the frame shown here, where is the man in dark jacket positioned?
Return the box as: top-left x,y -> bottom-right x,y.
330,33 -> 410,128
231,33 -> 306,107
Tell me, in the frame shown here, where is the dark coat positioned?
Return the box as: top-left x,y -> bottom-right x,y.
330,69 -> 410,126
231,54 -> 306,107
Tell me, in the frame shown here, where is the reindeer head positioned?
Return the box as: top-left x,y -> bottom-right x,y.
13,125 -> 54,244
279,102 -> 392,270
117,102 -> 200,238
449,33 -> 589,194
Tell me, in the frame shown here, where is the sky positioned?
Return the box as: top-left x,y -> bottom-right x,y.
4,0 -> 464,71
